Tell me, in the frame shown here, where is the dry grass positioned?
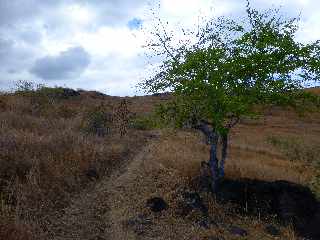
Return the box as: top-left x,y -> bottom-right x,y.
104,91 -> 319,239
0,87 -> 318,239
105,130 -> 307,239
0,89 -> 148,239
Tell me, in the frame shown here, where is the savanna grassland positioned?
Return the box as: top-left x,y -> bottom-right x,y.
0,86 -> 319,240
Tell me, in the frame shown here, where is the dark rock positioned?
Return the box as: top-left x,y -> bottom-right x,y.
197,218 -> 210,229
43,87 -> 80,99
85,168 -> 99,180
89,91 -> 107,98
175,189 -> 219,230
229,226 -> 248,237
265,225 -> 280,236
182,191 -> 208,215
178,189 -> 208,216
146,197 -> 168,212
175,190 -> 209,219
61,88 -> 80,98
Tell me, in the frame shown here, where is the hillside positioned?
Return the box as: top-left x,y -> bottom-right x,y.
0,87 -> 319,240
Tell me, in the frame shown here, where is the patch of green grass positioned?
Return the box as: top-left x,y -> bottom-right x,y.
129,114 -> 161,130
267,135 -> 319,165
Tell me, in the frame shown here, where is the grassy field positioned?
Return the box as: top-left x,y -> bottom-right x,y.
0,87 -> 319,239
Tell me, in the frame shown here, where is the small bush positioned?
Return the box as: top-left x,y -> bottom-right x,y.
82,104 -> 113,136
14,80 -> 39,94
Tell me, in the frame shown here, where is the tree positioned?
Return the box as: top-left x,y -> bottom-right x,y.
141,2 -> 320,193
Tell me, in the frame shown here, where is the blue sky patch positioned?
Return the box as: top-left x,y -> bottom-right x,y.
127,18 -> 143,30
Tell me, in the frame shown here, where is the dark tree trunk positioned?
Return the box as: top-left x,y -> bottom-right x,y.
219,134 -> 228,178
209,140 -> 219,193
196,121 -> 220,193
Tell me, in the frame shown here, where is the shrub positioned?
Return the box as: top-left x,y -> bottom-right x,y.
36,87 -> 80,100
82,104 -> 113,136
15,80 -> 79,100
310,173 -> 320,200
13,81 -> 80,117
129,113 -> 164,130
113,99 -> 130,136
14,80 -> 40,94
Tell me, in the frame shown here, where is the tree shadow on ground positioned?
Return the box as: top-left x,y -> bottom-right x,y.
213,178 -> 320,239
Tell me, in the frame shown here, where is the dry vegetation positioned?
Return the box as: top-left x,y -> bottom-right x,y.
0,87 -> 148,239
0,86 -> 319,240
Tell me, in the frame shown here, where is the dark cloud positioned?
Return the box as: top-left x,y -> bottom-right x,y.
0,37 -> 37,73
30,47 -> 91,80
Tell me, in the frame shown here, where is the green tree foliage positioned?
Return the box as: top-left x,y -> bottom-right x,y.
142,2 -> 320,192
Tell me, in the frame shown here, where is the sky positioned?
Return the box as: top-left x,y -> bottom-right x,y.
0,0 -> 319,96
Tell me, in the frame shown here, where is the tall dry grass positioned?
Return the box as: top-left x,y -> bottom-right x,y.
0,89 -> 147,239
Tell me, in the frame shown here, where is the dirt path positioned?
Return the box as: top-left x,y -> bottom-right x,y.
42,128 -> 316,240
45,138 -> 157,240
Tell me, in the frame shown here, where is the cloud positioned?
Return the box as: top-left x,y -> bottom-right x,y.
0,38 -> 14,59
0,36 -> 39,73
0,0 -> 319,94
30,47 -> 91,80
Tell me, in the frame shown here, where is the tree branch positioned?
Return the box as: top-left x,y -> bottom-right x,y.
195,120 -> 218,145
225,115 -> 240,129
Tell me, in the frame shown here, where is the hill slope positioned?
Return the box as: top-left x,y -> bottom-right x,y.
0,88 -> 319,239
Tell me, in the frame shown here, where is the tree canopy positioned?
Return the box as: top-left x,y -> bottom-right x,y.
143,2 -> 320,131
142,2 -> 320,191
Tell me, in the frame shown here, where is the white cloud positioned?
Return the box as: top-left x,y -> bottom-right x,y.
70,26 -> 145,58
